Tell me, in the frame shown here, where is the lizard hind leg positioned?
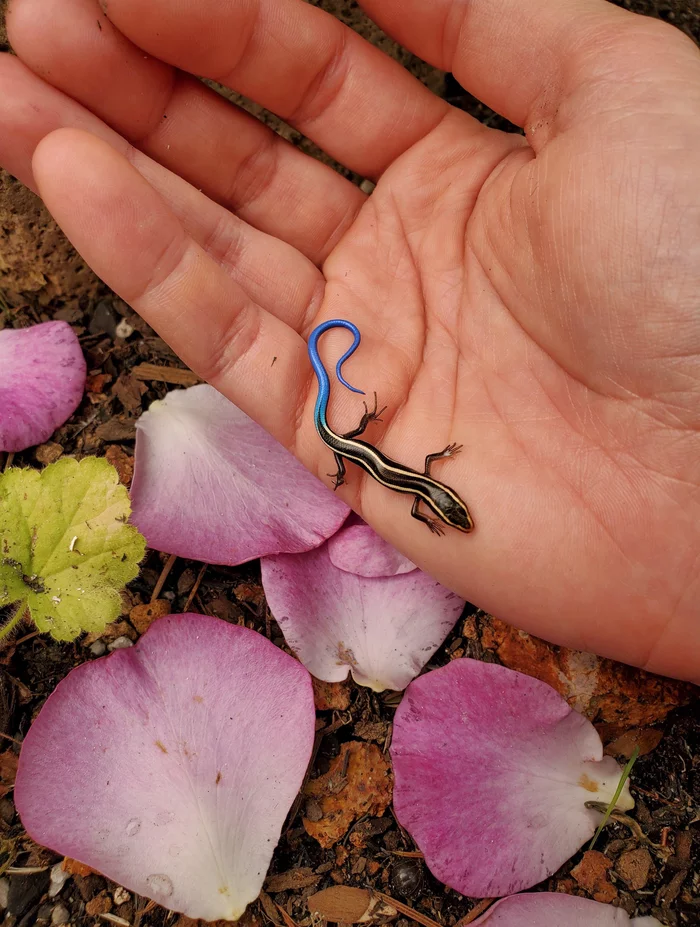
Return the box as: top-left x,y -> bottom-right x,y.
328,453 -> 347,490
341,391 -> 387,440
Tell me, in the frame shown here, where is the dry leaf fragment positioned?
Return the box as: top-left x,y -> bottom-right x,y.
265,868 -> 320,893
603,728 -> 663,759
308,887 -> 397,923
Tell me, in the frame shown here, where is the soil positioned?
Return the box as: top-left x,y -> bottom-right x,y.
0,2 -> 698,927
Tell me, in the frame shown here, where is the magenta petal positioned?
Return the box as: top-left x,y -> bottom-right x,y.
391,659 -> 634,897
327,522 -> 416,577
471,895 -> 662,926
15,614 -> 315,921
130,385 -> 349,564
262,523 -> 464,691
0,321 -> 86,452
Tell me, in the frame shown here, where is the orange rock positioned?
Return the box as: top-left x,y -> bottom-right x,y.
130,599 -> 171,635
480,616 -> 692,736
615,847 -> 653,890
571,851 -> 617,903
312,677 -> 352,711
86,891 -> 112,916
303,742 -> 392,848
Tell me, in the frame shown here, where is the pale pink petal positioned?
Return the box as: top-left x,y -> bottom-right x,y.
262,522 -> 464,691
130,385 -> 349,564
391,659 -> 634,897
328,521 -> 416,577
15,613 -> 315,922
471,895 -> 662,926
0,321 -> 86,452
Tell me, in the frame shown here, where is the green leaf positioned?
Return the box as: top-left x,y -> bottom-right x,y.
0,457 -> 146,641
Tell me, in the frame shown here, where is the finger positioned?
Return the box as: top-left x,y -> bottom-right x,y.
357,0 -> 692,138
77,0 -> 453,179
0,56 -> 323,332
29,126 -> 318,443
7,0 -> 364,266
33,128 -> 308,441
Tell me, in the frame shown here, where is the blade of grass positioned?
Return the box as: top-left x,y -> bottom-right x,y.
589,746 -> 640,850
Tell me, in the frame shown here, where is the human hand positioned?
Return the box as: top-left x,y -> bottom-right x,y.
1,0 -> 698,681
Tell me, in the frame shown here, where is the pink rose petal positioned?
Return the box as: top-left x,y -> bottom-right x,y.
130,385 -> 349,564
262,521 -> 464,691
471,894 -> 662,926
328,521 -> 416,577
0,321 -> 86,452
15,613 -> 315,921
391,659 -> 634,897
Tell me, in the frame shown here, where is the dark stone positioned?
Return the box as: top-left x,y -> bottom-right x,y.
7,870 -> 50,916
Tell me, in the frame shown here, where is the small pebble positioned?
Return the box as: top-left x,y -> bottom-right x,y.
49,863 -> 70,898
115,319 -> 134,339
51,903 -> 71,925
89,641 -> 107,657
305,799 -> 324,822
108,636 -> 133,651
0,878 -> 9,910
89,300 -> 119,338
112,887 -> 130,906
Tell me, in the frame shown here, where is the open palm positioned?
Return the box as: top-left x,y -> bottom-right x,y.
1,0 -> 699,681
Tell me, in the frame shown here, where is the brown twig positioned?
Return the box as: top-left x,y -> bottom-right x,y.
275,902 -> 301,927
0,731 -> 22,747
184,564 -> 208,612
372,891 -> 443,927
151,553 -> 177,602
455,899 -> 494,926
13,629 -> 41,646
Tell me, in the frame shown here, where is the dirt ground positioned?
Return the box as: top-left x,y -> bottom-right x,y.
0,1 -> 698,926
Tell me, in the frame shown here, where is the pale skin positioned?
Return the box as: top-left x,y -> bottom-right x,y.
0,0 -> 698,681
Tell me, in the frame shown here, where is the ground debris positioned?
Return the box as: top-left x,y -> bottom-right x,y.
35,442 -> 64,465
130,599 -> 171,634
480,615 -> 692,735
265,868 -> 321,893
313,678 -> 352,711
570,850 -> 617,903
95,417 -> 137,442
307,886 -> 397,923
615,847 -> 653,890
131,362 -> 201,386
303,742 -> 392,848
0,749 -> 18,798
105,445 -> 134,486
